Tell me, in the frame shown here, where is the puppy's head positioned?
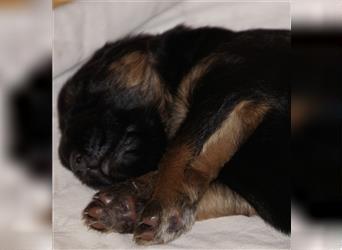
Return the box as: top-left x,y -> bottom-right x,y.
58,36 -> 169,189
58,104 -> 166,189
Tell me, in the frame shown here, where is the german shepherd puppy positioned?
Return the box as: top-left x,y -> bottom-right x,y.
58,25 -> 290,245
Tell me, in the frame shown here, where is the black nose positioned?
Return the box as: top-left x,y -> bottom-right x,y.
70,153 -> 86,172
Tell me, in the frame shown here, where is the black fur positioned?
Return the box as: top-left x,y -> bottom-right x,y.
58,26 -> 290,233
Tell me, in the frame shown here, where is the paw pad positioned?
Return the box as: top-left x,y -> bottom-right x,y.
83,188 -> 142,234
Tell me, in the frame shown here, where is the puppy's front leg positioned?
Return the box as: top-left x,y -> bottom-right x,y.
134,100 -> 270,245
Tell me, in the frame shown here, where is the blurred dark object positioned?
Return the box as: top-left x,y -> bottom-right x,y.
10,59 -> 52,179
292,30 -> 342,220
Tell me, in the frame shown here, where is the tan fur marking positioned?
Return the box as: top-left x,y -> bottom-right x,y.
110,52 -> 150,88
53,0 -> 72,8
110,51 -> 172,123
153,143 -> 195,205
191,101 -> 270,180
154,101 -> 270,206
166,56 -> 217,138
196,183 -> 256,220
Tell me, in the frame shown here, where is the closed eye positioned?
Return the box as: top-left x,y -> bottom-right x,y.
124,149 -> 140,155
126,124 -> 139,134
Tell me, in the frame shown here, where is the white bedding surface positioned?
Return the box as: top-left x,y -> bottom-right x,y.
53,1 -> 290,249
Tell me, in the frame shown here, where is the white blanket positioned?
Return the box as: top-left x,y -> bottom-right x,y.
53,1 -> 290,249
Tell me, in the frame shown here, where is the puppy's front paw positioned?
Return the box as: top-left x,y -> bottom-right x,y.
83,182 -> 146,233
133,199 -> 196,245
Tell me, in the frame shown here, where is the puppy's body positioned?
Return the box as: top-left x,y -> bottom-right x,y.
58,26 -> 290,244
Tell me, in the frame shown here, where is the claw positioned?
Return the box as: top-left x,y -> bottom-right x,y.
88,221 -> 106,230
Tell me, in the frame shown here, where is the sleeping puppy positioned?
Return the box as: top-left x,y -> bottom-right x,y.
58,25 -> 290,245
